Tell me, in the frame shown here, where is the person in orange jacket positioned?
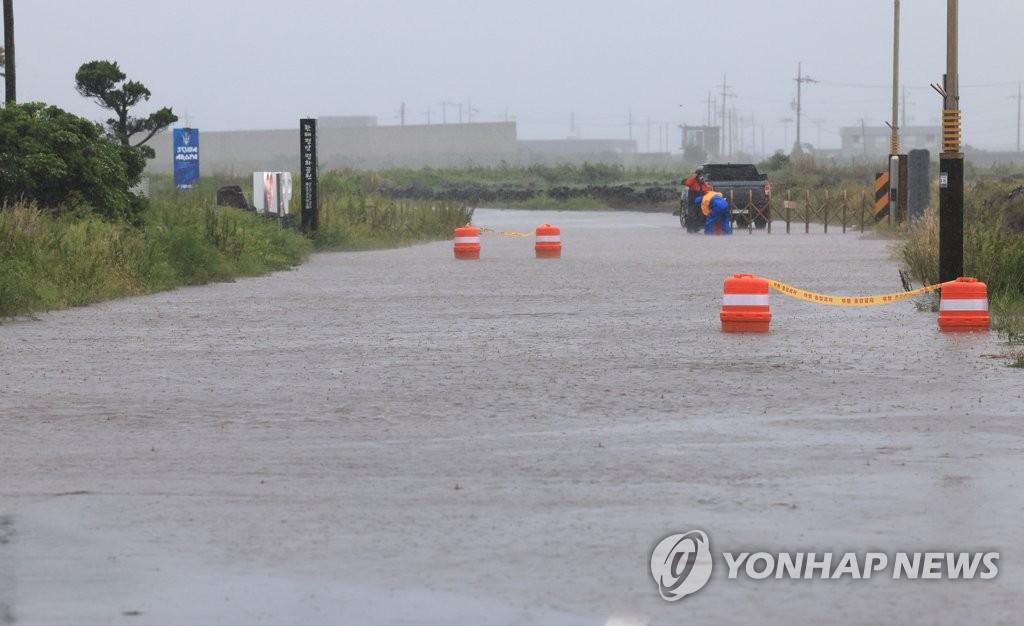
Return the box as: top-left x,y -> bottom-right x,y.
683,167 -> 712,201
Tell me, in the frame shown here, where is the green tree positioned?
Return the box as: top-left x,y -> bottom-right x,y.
74,60 -> 177,159
0,102 -> 146,220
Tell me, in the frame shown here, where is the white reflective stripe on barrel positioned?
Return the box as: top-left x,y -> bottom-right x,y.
939,299 -> 988,311
535,235 -> 561,242
722,294 -> 770,306
454,236 -> 480,244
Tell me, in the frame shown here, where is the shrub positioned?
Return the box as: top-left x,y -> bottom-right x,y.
900,181 -> 1024,298
0,103 -> 146,222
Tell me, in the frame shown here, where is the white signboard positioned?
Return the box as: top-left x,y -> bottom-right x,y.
252,172 -> 293,214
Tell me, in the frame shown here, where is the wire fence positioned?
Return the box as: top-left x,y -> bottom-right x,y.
722,188 -> 877,234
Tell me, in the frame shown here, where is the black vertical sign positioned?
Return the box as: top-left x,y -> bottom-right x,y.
300,118 -> 318,232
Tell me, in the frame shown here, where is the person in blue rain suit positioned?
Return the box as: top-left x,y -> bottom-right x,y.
698,190 -> 732,235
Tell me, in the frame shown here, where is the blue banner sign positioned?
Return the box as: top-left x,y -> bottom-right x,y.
173,128 -> 200,188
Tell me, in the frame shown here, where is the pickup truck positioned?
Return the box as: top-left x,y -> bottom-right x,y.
679,163 -> 772,232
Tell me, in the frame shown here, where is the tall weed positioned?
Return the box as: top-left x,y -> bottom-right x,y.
900,182 -> 1024,297
1,196 -> 311,318
314,172 -> 472,251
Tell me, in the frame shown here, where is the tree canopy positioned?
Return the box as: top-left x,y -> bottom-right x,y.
74,59 -> 177,159
0,102 -> 146,220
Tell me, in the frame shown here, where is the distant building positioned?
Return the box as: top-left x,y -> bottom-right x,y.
318,116 -> 378,128
147,121 -> 519,173
518,138 -> 636,156
681,125 -> 721,161
838,125 -> 941,160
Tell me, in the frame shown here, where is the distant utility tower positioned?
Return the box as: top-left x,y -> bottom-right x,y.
792,62 -> 817,154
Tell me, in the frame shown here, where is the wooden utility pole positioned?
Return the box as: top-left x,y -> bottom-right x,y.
887,0 -> 902,227
937,0 -> 963,282
793,62 -> 817,154
718,76 -> 735,157
890,0 -> 900,156
1016,84 -> 1021,153
3,0 -> 15,104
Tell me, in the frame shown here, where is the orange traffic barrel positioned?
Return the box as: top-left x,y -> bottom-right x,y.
453,224 -> 481,260
938,277 -> 990,331
535,224 -> 562,258
721,273 -> 771,332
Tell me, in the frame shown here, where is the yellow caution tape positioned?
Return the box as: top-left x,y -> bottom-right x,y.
477,226 -> 536,238
765,277 -> 945,307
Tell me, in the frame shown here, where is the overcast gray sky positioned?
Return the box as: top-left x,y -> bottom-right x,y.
8,0 -> 1024,154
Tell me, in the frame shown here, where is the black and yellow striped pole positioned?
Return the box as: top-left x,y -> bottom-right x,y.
936,0 -> 963,282
873,172 -> 890,222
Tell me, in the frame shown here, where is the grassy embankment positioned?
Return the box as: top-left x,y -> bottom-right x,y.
0,172 -> 471,318
899,179 -> 1024,366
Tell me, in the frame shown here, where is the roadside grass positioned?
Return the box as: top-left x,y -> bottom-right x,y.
142,191 -> 312,285
990,292 -> 1024,367
1,171 -> 469,318
899,181 -> 1024,364
314,172 -> 472,251
1,198 -> 311,318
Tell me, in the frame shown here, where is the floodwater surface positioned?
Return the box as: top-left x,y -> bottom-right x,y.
1,209 -> 1021,625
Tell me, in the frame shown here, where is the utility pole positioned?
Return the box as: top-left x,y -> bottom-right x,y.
901,85 -> 914,128
1015,85 -> 1022,152
812,118 -> 825,149
888,0 -> 901,227
3,0 -> 15,104
718,75 -> 735,157
750,114 -> 757,157
934,0 -> 963,282
890,0 -> 901,157
441,101 -> 460,124
677,104 -> 684,150
721,77 -> 727,155
780,117 -> 793,150
793,62 -> 817,154
861,118 -> 868,160
729,108 -> 737,155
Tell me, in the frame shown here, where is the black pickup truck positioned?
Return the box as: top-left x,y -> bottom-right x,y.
679,163 -> 772,232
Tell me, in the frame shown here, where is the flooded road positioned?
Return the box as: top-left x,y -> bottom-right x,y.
2,209 -> 1022,625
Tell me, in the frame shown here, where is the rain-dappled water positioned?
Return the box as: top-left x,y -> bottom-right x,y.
2,209 -> 1022,625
